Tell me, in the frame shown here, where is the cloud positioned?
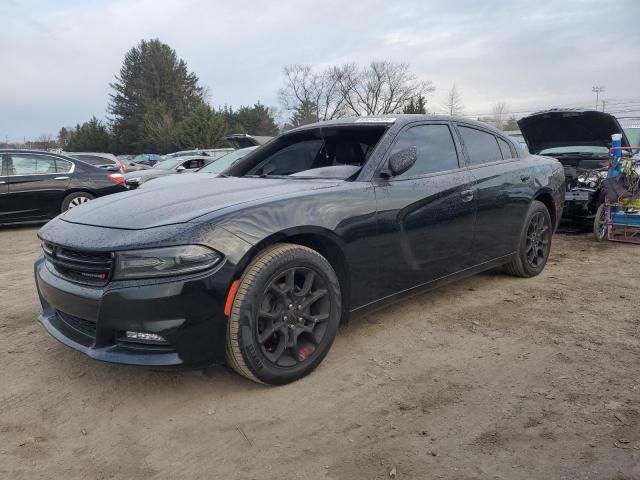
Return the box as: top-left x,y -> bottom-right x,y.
1,0 -> 639,140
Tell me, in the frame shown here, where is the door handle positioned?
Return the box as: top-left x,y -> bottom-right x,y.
54,176 -> 69,180
520,174 -> 531,182
460,189 -> 474,202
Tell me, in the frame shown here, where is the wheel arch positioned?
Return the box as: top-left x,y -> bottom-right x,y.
533,189 -> 557,231
236,227 -> 352,320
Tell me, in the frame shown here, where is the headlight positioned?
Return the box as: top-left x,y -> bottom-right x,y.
113,245 -> 222,280
126,177 -> 141,183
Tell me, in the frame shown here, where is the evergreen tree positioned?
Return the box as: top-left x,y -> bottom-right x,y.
402,95 -> 427,114
108,39 -> 205,153
290,100 -> 319,127
234,103 -> 279,136
65,117 -> 112,152
176,104 -> 227,149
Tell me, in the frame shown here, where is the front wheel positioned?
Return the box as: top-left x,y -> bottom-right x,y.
504,200 -> 553,278
593,203 -> 608,242
226,244 -> 342,385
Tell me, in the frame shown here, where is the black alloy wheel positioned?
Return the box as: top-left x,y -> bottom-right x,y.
525,211 -> 551,268
257,267 -> 330,367
504,200 -> 553,278
226,244 -> 341,385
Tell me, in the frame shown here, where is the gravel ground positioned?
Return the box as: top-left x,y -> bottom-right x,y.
1,226 -> 639,479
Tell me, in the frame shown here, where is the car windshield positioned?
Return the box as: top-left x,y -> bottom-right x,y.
229,125 -> 387,179
153,159 -> 181,170
198,148 -> 257,174
539,146 -> 609,155
624,127 -> 640,147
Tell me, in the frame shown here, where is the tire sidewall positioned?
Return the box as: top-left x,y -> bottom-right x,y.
517,201 -> 552,276
593,203 -> 607,242
233,249 -> 341,385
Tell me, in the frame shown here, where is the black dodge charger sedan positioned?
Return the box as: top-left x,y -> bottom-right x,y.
35,115 -> 564,384
0,149 -> 127,225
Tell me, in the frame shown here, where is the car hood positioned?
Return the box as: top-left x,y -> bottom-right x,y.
518,110 -> 629,154
60,175 -> 342,230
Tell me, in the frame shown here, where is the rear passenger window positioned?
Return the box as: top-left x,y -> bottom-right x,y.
389,124 -> 459,178
55,159 -> 73,173
458,127 -> 503,166
497,138 -> 514,160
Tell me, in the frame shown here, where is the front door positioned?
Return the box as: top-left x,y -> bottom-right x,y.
7,153 -> 71,221
373,122 -> 477,295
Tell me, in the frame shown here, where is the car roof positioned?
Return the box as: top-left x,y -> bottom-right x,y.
287,114 -> 505,134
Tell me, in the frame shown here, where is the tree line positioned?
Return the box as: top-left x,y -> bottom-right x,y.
58,39 -> 278,154
24,38 -> 518,154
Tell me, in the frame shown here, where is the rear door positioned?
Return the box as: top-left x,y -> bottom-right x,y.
373,122 -> 477,293
7,153 -> 72,220
454,124 -> 533,264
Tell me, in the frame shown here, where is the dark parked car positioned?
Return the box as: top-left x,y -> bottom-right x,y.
123,155 -> 211,189
518,109 -> 629,222
0,149 -> 126,225
35,115 -> 564,384
65,152 -> 124,173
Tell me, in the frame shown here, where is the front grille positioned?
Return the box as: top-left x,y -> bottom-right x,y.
43,242 -> 113,285
56,310 -> 97,340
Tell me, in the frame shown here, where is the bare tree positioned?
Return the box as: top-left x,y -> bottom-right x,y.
335,61 -> 434,116
489,102 -> 509,130
442,83 -> 464,116
278,64 -> 345,124
35,134 -> 56,151
279,62 -> 434,123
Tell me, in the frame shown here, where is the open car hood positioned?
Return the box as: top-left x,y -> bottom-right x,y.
518,109 -> 629,154
60,175 -> 340,230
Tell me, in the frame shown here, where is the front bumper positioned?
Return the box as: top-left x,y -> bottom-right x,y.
34,256 -> 231,368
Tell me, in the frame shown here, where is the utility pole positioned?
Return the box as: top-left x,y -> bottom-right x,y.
592,86 -> 605,110
601,100 -> 606,112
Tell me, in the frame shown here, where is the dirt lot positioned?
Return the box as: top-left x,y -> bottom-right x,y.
1,226 -> 639,479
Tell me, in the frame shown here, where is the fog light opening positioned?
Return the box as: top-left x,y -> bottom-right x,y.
125,331 -> 167,344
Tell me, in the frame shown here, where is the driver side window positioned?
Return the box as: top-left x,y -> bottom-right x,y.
389,124 -> 460,178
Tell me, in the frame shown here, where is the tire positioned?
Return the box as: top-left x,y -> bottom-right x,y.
61,192 -> 94,212
226,243 -> 342,385
593,203 -> 608,242
504,200 -> 553,278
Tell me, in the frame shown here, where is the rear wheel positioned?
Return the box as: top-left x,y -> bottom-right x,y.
61,192 -> 94,212
226,244 -> 341,385
593,203 -> 608,242
504,200 -> 552,278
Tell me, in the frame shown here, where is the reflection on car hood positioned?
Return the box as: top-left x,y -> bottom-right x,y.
518,109 -> 629,154
60,176 -> 341,230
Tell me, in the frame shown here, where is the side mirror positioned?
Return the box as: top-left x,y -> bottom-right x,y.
176,166 -> 186,173
383,146 -> 417,177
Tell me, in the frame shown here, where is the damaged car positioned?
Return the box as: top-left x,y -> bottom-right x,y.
34,115 -> 564,385
518,109 -> 630,222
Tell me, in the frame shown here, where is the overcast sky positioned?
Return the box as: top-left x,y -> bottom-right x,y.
2,0 -> 639,140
